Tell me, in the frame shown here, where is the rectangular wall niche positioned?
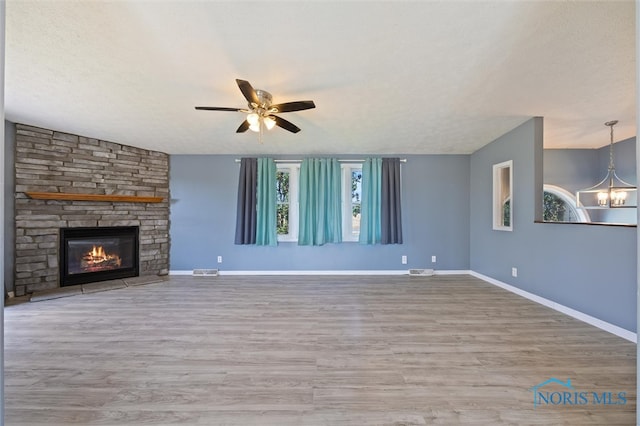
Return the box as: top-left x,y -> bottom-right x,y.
60,227 -> 139,286
493,160 -> 513,231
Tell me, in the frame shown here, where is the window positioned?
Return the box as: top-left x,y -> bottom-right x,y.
273,162 -> 362,243
276,170 -> 289,235
342,164 -> 362,241
276,164 -> 299,242
543,184 -> 590,223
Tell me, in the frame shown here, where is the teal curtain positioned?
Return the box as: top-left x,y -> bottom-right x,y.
256,158 -> 277,246
359,158 -> 382,244
298,158 -> 342,245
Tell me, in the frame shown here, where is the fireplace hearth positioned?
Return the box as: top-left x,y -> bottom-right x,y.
60,227 -> 139,286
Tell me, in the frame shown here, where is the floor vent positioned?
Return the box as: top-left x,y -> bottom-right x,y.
408,268 -> 434,277
192,269 -> 219,277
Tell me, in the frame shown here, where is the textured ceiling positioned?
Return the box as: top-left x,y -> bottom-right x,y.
4,1 -> 636,155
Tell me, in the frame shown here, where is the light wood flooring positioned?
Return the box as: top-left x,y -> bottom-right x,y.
4,275 -> 636,425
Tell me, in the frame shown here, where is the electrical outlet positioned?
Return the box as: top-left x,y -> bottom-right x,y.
431,255 -> 437,263
512,267 -> 518,277
217,256 -> 223,263
401,255 -> 407,264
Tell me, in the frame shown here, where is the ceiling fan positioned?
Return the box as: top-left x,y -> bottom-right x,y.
195,79 -> 316,135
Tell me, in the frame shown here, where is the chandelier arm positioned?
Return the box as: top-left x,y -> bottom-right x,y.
575,120 -> 636,209
578,172 -> 614,192
611,170 -> 637,188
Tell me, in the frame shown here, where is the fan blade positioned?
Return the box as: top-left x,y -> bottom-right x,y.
273,116 -> 301,133
236,79 -> 259,105
270,100 -> 316,113
236,120 -> 250,133
195,107 -> 242,112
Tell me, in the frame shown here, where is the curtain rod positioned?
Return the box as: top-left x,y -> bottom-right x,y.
235,158 -> 407,163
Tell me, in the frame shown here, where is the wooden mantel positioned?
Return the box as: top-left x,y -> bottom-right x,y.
25,192 -> 164,203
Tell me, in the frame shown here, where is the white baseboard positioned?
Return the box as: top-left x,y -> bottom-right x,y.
170,269 -> 471,276
169,270 -> 193,275
469,271 -> 637,343
435,269 -> 471,275
172,269 -> 411,276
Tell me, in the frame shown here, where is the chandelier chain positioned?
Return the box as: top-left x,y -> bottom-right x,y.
604,120 -> 618,172
608,122 -> 615,171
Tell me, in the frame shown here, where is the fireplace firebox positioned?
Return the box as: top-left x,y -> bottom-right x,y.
60,226 -> 139,286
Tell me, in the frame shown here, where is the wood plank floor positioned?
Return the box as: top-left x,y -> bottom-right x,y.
4,275 -> 636,425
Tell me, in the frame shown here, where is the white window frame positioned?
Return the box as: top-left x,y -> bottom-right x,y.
341,163 -> 362,242
274,162 -> 362,243
544,184 -> 590,223
276,164 -> 299,242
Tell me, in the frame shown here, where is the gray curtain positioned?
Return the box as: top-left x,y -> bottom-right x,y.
381,157 -> 403,244
234,158 -> 258,244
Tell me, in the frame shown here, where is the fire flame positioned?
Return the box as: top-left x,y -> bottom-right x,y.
83,245 -> 121,268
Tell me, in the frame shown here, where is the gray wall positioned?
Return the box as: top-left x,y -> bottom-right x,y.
544,137 -> 636,224
4,120 -> 14,295
471,118 -> 637,332
170,154 -> 470,272
598,137 -> 636,184
544,148 -> 598,195
167,119 -> 638,332
545,137 -> 636,193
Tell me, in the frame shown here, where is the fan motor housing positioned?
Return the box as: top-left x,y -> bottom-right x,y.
253,90 -> 272,108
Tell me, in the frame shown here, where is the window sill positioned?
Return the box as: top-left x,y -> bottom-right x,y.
534,220 -> 637,228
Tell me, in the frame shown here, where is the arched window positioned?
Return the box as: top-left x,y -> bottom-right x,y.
543,184 -> 590,223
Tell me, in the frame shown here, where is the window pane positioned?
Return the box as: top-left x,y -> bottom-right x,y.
351,170 -> 362,205
276,171 -> 289,203
544,191 -> 579,222
352,212 -> 360,234
502,199 -> 510,227
351,169 -> 362,235
277,204 -> 289,235
276,170 -> 290,235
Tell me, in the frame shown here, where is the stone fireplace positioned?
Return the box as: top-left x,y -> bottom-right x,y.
14,124 -> 170,296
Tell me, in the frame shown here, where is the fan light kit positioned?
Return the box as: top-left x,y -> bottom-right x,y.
576,120 -> 637,209
195,79 -> 316,143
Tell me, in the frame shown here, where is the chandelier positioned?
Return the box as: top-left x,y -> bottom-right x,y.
576,120 -> 637,209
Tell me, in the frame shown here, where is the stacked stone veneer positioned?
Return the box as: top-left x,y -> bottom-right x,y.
14,124 -> 170,296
